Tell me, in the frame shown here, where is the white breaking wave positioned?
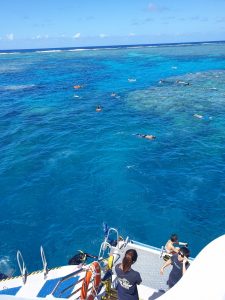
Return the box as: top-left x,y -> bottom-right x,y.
0,52 -> 19,55
0,84 -> 36,91
36,50 -> 62,53
0,256 -> 15,277
68,48 -> 90,52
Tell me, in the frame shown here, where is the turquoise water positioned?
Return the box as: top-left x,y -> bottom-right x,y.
1,42 -> 225,274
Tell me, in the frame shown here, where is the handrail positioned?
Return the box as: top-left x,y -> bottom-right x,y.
52,261 -> 103,299
40,246 -> 48,279
98,227 -> 120,262
160,246 -> 165,258
51,267 -> 85,297
98,241 -> 111,261
61,277 -> 85,298
68,283 -> 93,299
123,236 -> 129,248
107,227 -> 119,245
16,250 -> 28,284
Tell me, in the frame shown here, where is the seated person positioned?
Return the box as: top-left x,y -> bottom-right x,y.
165,234 -> 188,254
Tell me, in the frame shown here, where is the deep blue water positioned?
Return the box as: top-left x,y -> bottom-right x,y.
1,42 -> 225,275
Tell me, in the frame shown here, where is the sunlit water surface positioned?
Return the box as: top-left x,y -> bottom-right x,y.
1,42 -> 225,274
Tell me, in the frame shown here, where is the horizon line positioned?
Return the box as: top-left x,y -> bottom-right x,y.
1,39 -> 225,53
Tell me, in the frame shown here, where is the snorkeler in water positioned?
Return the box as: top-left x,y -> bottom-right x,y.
96,105 -> 102,112
193,114 -> 212,120
136,134 -> 156,140
176,80 -> 190,86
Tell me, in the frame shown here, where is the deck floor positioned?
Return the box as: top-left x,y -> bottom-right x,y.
111,241 -> 172,297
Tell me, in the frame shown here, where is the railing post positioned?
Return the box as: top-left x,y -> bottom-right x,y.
17,250 -> 28,284
40,246 -> 48,279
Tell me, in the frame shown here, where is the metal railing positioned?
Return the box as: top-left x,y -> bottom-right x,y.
52,267 -> 86,299
16,250 -> 28,284
98,227 -> 119,261
40,246 -> 48,279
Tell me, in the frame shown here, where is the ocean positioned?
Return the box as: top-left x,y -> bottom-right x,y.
1,42 -> 225,275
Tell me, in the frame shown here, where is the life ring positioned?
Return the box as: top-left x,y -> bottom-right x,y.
80,261 -> 101,300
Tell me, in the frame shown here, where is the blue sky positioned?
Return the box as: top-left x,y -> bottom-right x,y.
1,0 -> 225,50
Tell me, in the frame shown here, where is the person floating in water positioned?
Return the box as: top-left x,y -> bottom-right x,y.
176,80 -> 190,86
193,113 -> 203,119
136,133 -> 156,140
193,114 -> 212,120
159,79 -> 168,84
73,85 -> 82,89
96,105 -> 102,112
158,79 -> 174,85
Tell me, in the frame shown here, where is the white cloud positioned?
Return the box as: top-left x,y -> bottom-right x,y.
73,33 -> 81,39
6,33 -> 14,41
99,33 -> 108,38
129,33 -> 136,37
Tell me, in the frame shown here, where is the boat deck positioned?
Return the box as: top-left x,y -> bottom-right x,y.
0,240 -> 171,300
111,240 -> 172,299
0,265 -> 84,299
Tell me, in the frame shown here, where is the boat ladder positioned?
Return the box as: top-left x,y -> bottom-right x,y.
16,246 -> 49,284
17,250 -> 28,284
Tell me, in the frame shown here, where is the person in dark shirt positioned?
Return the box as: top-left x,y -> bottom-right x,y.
68,250 -> 97,265
115,249 -> 142,300
160,246 -> 190,289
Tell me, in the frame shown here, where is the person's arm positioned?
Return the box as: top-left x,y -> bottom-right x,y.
136,272 -> 142,285
171,244 -> 179,253
178,241 -> 188,247
85,253 -> 98,259
182,257 -> 189,274
160,258 -> 172,275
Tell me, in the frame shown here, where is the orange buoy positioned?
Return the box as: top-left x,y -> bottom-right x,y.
73,85 -> 81,89
80,261 -> 101,300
